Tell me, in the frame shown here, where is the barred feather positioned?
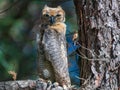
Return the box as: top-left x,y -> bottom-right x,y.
36,25 -> 55,82
42,28 -> 71,86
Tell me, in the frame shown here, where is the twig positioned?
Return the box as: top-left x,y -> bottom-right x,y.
69,40 -> 110,61
77,53 -> 109,61
75,76 -> 86,81
77,42 -> 100,58
75,76 -> 91,85
0,0 -> 19,14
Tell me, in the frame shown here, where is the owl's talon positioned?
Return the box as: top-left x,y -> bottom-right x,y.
46,83 -> 52,90
62,85 -> 68,90
51,82 -> 63,90
47,80 -> 52,87
62,84 -> 72,90
53,82 -> 59,87
47,80 -> 52,84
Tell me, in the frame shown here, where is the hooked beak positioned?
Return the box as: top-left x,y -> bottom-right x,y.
50,16 -> 55,24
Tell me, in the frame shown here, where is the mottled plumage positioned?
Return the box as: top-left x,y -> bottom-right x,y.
37,5 -> 71,87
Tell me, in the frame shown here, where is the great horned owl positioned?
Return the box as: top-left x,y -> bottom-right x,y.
37,5 -> 71,87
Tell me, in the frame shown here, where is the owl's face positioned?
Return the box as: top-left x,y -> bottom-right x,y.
42,5 -> 65,25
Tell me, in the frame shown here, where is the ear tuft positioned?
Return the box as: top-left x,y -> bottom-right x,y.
44,4 -> 48,8
57,6 -> 62,9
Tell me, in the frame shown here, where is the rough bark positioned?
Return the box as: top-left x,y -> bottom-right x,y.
0,79 -> 66,90
74,0 -> 120,89
0,80 -> 35,90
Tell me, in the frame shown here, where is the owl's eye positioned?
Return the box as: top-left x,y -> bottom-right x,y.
44,14 -> 49,17
56,14 -> 61,17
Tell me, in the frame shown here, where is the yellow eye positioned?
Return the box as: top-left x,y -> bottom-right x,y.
56,14 -> 61,17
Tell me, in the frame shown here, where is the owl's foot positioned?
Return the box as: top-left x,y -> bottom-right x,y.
62,84 -> 73,90
63,84 -> 68,90
36,78 -> 72,90
52,82 -> 63,90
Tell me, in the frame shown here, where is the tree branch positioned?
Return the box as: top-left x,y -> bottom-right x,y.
0,79 -> 73,90
0,1 -> 19,14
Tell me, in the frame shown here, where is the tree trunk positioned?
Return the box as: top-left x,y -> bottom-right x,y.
74,0 -> 120,89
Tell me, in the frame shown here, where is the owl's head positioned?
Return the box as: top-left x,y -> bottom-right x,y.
42,5 -> 65,25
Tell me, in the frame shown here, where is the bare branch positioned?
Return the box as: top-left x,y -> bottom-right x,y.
0,0 -> 19,14
69,42 -> 109,61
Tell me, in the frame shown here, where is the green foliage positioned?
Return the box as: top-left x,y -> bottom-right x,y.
0,0 -> 37,81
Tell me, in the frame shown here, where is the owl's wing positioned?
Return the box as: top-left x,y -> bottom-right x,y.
34,24 -> 55,81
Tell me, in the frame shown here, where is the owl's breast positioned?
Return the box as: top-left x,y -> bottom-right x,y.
42,28 -> 67,62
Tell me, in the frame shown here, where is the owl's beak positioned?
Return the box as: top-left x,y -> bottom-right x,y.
50,16 -> 55,24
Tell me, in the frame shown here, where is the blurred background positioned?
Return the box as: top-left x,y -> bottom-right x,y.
0,0 -> 79,86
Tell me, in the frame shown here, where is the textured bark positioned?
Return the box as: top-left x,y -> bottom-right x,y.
74,0 -> 120,89
0,79 -> 66,90
0,80 -> 36,90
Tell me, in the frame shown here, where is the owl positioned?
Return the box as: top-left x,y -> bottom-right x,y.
37,5 -> 71,88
